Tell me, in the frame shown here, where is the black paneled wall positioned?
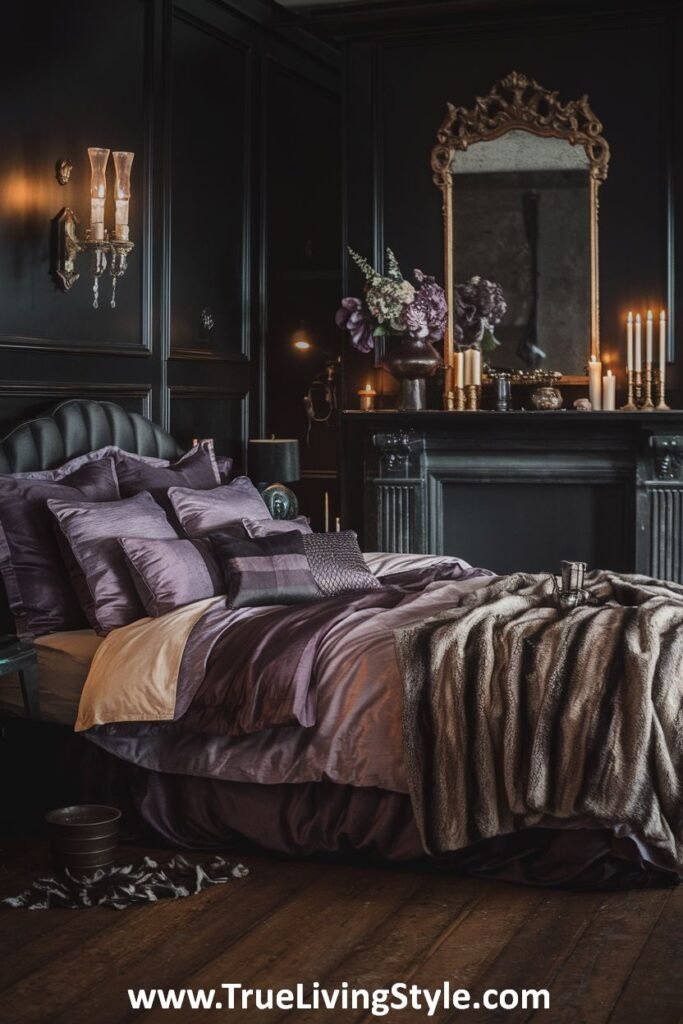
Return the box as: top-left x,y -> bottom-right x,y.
0,0 -> 340,470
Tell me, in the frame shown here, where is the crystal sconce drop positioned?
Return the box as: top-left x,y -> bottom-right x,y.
53,147 -> 135,309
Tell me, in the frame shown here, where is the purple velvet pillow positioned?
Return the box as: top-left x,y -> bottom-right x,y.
169,476 -> 271,538
0,458 -> 120,637
120,537 -> 224,617
113,441 -> 221,519
48,491 -> 178,634
242,516 -> 311,538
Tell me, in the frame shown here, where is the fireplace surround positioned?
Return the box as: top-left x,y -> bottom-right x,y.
341,411 -> 683,580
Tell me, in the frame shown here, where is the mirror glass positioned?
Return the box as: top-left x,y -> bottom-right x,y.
452,130 -> 592,375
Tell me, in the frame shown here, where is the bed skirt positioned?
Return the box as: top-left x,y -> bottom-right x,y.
79,744 -> 677,891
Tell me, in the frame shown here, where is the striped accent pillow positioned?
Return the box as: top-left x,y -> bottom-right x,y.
211,530 -> 320,608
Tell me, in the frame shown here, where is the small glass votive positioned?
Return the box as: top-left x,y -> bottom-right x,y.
358,385 -> 377,411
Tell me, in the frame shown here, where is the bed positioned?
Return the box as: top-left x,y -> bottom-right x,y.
1,399 -> 680,891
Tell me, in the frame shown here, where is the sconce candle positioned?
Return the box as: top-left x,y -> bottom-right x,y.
588,358 -> 602,411
358,383 -> 376,411
88,147 -> 110,242
602,369 -> 616,411
112,152 -> 134,241
626,312 -> 633,371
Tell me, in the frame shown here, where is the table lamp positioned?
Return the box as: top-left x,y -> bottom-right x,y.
248,438 -> 300,519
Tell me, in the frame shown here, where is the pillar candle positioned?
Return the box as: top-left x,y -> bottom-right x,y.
635,314 -> 642,372
602,370 -> 616,411
660,310 -> 667,369
626,312 -> 633,371
464,348 -> 481,386
464,349 -> 472,386
588,358 -> 602,410
646,310 -> 654,364
454,351 -> 464,389
471,349 -> 481,386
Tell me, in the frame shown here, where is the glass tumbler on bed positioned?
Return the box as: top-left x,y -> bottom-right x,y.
558,560 -> 587,609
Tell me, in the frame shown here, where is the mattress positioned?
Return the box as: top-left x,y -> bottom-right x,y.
0,630 -> 102,725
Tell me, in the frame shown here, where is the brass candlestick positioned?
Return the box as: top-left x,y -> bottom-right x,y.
620,368 -> 637,411
454,386 -> 465,411
464,384 -> 478,410
642,362 -> 655,410
633,369 -> 643,409
655,368 -> 670,411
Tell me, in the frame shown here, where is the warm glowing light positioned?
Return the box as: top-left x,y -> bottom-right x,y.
1,173 -> 51,215
294,339 -> 312,351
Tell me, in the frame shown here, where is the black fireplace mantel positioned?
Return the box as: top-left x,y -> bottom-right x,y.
341,410 -> 683,579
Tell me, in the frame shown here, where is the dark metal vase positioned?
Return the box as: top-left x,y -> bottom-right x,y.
382,335 -> 443,411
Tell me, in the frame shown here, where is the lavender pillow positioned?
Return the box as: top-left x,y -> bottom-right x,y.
113,441 -> 221,519
242,516 -> 312,538
120,537 -> 224,617
0,458 -> 120,637
169,476 -> 271,538
302,531 -> 382,597
211,530 -> 320,608
48,491 -> 178,634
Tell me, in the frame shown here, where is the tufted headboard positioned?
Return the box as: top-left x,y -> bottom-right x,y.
0,399 -> 182,473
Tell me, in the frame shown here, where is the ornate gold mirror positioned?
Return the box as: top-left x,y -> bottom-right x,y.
431,72 -> 610,405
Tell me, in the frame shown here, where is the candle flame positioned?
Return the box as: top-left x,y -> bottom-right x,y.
627,311 -> 633,321
647,310 -> 654,320
636,313 -> 642,322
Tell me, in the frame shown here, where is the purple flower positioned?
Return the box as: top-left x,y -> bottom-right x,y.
405,270 -> 447,341
454,276 -> 506,348
335,297 -> 374,352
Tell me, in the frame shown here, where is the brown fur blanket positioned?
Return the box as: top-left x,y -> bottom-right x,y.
396,571 -> 683,876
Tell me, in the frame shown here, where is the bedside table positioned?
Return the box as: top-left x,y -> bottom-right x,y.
0,639 -> 39,720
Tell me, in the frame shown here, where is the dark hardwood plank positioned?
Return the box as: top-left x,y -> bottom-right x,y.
136,862 -> 432,1024
371,881 -> 548,1024
447,891 -> 606,1024
286,871 -> 493,1024
606,886 -> 683,1024
531,888 -> 671,1023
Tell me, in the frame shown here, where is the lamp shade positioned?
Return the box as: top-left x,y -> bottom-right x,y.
248,439 -> 300,484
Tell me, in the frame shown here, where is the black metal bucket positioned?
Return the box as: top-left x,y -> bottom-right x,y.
46,805 -> 121,875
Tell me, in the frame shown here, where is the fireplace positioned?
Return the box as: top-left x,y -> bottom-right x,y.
341,411 -> 683,581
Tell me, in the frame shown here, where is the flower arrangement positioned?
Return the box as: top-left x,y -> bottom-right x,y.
454,276 -> 507,353
335,248 -> 447,353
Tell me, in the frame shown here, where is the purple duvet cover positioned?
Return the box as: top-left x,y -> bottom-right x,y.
81,557 -> 680,888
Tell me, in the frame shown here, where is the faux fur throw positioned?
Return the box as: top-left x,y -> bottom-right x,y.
2,855 -> 249,911
396,571 -> 683,876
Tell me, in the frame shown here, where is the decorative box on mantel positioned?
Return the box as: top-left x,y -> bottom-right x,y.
340,411 -> 683,581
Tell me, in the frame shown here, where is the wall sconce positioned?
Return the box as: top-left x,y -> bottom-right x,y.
291,327 -> 339,443
53,147 -> 135,309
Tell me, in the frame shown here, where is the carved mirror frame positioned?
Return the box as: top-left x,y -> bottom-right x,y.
431,72 -> 610,404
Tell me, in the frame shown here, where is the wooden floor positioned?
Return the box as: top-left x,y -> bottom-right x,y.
0,841 -> 681,1024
